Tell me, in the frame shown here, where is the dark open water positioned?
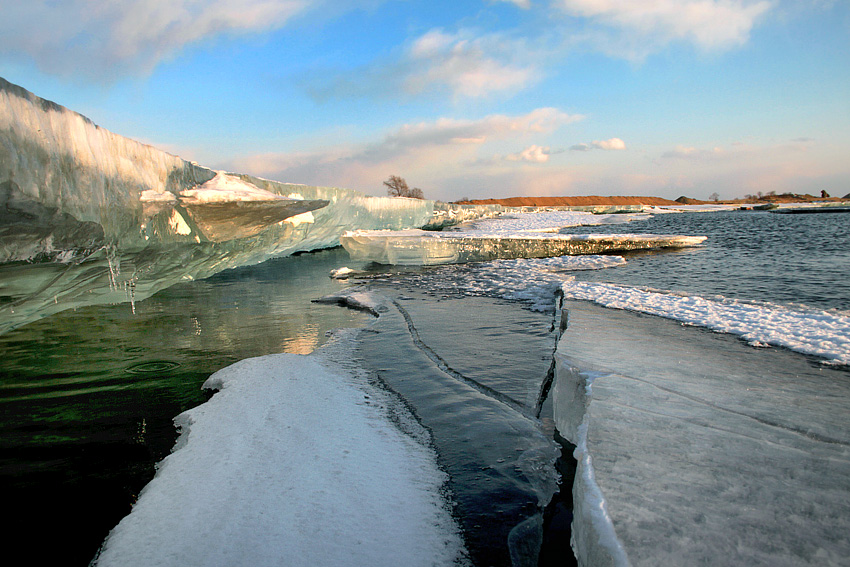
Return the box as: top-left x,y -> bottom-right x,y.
560,210 -> 850,311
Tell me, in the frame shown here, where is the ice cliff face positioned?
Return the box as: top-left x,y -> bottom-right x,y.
0,77 -> 214,258
0,77 -> 441,263
0,77 -> 440,332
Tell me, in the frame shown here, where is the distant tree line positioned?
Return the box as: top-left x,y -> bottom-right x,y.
384,175 -> 424,199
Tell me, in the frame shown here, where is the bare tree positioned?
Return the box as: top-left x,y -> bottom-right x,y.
384,175 -> 409,197
709,192 -> 720,202
384,175 -> 424,199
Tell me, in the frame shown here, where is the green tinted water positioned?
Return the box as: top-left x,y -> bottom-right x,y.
0,247 -> 370,566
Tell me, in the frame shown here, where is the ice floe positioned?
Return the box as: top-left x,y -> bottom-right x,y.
553,301 -> 850,567
341,226 -> 705,265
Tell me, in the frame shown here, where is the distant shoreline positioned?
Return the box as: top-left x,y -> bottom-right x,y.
457,193 -> 848,207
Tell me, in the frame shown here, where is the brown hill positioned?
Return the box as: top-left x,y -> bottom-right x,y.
456,195 -> 681,207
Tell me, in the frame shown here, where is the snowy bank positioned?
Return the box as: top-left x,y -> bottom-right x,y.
94,331 -> 465,567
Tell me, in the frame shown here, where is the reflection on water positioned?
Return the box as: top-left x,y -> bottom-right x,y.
0,247 -> 371,566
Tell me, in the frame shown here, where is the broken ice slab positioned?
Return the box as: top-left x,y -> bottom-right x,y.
340,229 -> 707,265
162,171 -> 330,242
553,301 -> 850,567
178,200 -> 328,242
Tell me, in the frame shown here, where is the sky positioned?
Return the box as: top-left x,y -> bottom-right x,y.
1,0 -> 848,202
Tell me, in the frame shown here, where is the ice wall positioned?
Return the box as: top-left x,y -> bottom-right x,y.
0,77 -> 218,256
0,77 -> 440,332
0,78 -> 441,259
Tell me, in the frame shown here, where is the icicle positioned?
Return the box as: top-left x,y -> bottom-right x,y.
106,246 -> 120,292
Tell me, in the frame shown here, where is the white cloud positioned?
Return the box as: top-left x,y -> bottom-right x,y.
593,137 -> 626,150
0,0 -> 307,79
305,27 -> 544,101
405,29 -> 541,98
662,145 -> 728,160
384,108 -> 582,150
571,137 -> 626,151
490,0 -> 533,9
505,145 -> 553,162
557,0 -> 772,53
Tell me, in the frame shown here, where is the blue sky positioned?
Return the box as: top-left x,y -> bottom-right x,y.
1,0 -> 848,201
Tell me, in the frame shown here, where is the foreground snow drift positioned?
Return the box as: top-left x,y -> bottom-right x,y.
95,332 -> 465,567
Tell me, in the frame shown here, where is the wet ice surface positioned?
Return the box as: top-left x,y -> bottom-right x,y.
554,301 -> 850,567
347,286 -> 562,566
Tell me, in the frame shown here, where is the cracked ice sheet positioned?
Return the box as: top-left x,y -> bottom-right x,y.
554,301 -> 850,567
95,331 -> 465,567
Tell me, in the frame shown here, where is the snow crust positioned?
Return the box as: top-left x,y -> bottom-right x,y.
95,330 -> 465,567
178,171 -> 293,204
456,210 -> 645,235
139,189 -> 177,202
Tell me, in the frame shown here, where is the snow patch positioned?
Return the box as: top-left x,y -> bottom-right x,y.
179,171 -> 293,204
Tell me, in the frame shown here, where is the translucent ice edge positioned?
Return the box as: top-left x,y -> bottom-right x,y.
560,281 -> 850,366
572,419 -> 632,567
345,228 -> 706,244
94,331 -> 465,567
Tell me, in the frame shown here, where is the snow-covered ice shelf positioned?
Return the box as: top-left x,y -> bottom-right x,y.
553,300 -> 850,567
341,210 -> 705,265
94,331 -> 465,567
341,228 -> 706,265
